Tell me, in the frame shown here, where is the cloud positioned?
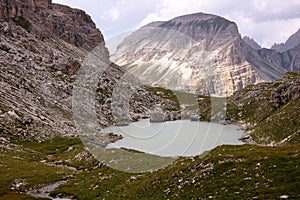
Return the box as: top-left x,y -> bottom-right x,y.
140,0 -> 300,47
54,0 -> 161,39
101,7 -> 120,22
53,0 -> 300,47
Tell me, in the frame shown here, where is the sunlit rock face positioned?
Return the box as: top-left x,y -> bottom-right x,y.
112,13 -> 288,96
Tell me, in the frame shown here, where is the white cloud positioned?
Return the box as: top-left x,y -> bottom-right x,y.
101,7 -> 120,22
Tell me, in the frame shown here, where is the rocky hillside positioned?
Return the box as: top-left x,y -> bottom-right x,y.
0,0 -> 104,51
271,28 -> 300,52
112,13 -> 299,96
227,72 -> 300,145
0,0 -> 178,143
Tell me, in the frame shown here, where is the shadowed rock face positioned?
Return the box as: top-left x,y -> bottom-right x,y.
0,0 -> 52,20
112,13 -> 289,96
258,44 -> 300,73
0,0 -> 105,52
243,36 -> 261,50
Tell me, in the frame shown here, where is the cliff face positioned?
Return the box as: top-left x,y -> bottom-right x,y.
0,0 -> 52,20
0,0 -> 106,52
112,13 -> 287,96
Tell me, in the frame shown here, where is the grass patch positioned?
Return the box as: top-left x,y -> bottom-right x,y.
0,136 -> 95,199
12,16 -> 31,32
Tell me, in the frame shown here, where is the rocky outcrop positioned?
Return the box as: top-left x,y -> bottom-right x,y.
243,36 -> 261,50
271,28 -> 300,52
228,72 -> 300,145
0,20 -> 85,140
112,13 -> 288,96
0,0 -> 105,51
271,73 -> 300,108
0,0 -> 52,20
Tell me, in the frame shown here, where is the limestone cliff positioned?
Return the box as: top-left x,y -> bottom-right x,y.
112,13 -> 288,96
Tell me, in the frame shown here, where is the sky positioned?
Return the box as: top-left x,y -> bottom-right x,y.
52,0 -> 300,48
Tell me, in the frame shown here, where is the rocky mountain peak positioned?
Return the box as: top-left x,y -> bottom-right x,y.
243,36 -> 261,50
271,28 -> 300,52
155,12 -> 240,44
113,12 -> 299,96
112,12 -> 264,95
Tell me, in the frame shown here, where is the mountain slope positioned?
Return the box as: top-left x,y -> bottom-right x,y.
227,72 -> 300,145
0,0 -> 179,143
242,36 -> 261,50
112,13 -> 289,96
0,0 -> 101,140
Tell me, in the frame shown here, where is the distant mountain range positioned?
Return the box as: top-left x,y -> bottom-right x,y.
112,13 -> 300,96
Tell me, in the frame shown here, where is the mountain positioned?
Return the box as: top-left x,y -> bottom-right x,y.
258,44 -> 300,72
0,0 -> 106,141
271,28 -> 300,52
0,0 -> 178,142
242,36 -> 261,50
1,2 -> 299,199
0,0 -> 105,51
112,13 -> 298,96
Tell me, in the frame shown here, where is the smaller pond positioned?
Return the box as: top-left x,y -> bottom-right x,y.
102,119 -> 244,157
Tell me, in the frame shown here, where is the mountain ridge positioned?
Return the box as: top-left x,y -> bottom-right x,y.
271,28 -> 300,52
112,12 -> 298,96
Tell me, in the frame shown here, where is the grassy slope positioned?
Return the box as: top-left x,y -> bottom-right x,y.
53,144 -> 300,200
0,137 -> 97,200
1,130 -> 299,199
123,144 -> 300,199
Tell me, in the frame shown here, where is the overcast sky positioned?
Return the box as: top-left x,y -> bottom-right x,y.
53,0 -> 300,48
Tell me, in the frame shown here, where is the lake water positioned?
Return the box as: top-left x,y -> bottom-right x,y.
102,119 -> 244,157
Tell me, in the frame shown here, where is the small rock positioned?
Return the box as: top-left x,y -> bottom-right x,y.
279,195 -> 289,199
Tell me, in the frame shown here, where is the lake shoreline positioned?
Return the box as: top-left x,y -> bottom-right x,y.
101,118 -> 245,157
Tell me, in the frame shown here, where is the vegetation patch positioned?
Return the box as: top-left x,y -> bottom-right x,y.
12,16 -> 31,32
